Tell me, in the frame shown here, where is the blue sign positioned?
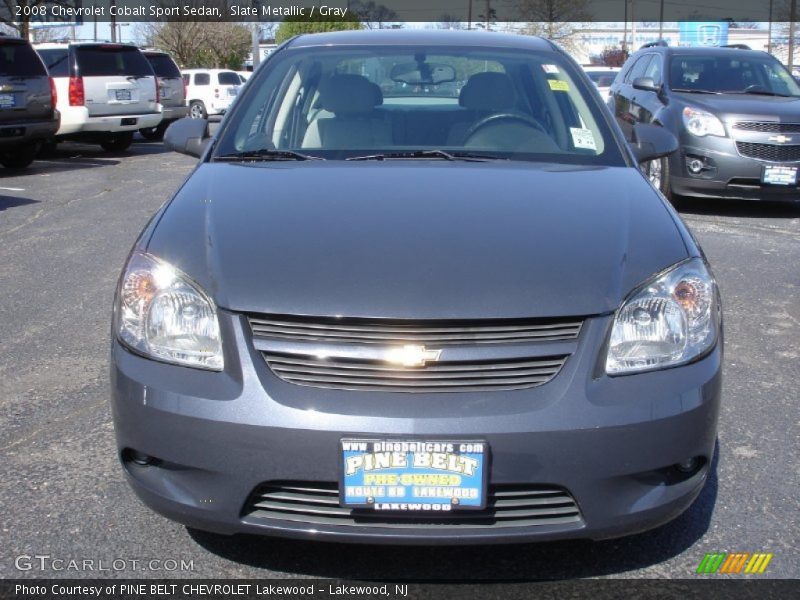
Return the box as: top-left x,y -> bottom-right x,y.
341,439 -> 488,511
679,22 -> 729,47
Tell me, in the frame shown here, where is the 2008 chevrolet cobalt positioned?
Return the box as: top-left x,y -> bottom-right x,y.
111,31 -> 722,544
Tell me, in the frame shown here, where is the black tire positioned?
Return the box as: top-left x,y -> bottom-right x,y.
138,126 -> 161,141
38,140 -> 59,157
189,101 -> 207,120
643,155 -> 674,201
100,132 -> 134,152
0,142 -> 38,169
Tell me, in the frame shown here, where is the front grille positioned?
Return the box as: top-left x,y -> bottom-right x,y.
733,121 -> 800,133
243,481 -> 583,529
736,141 -> 800,163
262,352 -> 568,392
248,315 -> 582,345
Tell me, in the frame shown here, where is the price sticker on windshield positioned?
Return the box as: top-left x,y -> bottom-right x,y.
570,127 -> 597,151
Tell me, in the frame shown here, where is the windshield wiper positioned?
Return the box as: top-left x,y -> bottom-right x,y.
671,88 -> 723,94
347,150 -> 502,162
213,149 -> 324,162
726,90 -> 792,97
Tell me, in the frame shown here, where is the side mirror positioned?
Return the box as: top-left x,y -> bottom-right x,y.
631,123 -> 678,163
632,76 -> 660,92
164,118 -> 210,158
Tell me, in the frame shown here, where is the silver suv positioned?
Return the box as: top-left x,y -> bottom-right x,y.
140,50 -> 187,140
35,42 -> 161,152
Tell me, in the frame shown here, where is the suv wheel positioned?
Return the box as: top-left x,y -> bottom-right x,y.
139,122 -> 168,141
100,132 -> 134,152
1,142 -> 38,169
189,101 -> 207,119
643,156 -> 674,200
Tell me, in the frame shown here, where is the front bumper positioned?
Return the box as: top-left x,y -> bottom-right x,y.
111,311 -> 722,544
670,132 -> 800,201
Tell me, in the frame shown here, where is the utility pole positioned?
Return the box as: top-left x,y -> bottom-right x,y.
622,0 -> 628,52
485,0 -> 490,31
767,0 -> 773,54
630,0 -> 636,50
658,0 -> 664,41
467,0 -> 472,31
110,0 -> 116,42
790,0 -> 797,70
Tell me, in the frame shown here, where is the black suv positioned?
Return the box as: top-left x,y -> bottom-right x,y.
0,35 -> 59,169
609,44 -> 800,201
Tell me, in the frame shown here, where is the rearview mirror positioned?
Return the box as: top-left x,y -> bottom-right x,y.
632,76 -> 660,92
631,123 -> 678,163
390,62 -> 457,85
164,118 -> 210,158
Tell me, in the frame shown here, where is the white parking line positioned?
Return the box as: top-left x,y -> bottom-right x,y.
0,186 -> 25,191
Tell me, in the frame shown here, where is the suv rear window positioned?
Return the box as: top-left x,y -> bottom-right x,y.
75,45 -> 152,77
217,72 -> 240,85
36,48 -> 69,77
145,53 -> 181,78
0,40 -> 47,77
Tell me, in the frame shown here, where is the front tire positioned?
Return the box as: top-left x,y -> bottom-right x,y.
1,142 -> 38,169
643,155 -> 674,201
100,132 -> 134,152
189,101 -> 207,120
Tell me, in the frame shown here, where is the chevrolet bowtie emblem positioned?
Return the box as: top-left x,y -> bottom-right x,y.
386,345 -> 442,367
768,135 -> 792,144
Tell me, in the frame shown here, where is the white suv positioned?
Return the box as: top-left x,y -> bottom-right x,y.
182,69 -> 241,119
35,42 -> 161,151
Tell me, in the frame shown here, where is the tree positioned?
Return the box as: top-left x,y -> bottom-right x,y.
275,16 -> 361,44
1,0 -> 77,39
516,0 -> 593,54
351,1 -> 398,29
437,14 -> 465,30
138,22 -> 251,69
600,46 -> 629,67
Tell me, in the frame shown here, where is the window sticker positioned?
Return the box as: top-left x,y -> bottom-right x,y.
570,127 -> 597,151
542,64 -> 560,74
548,79 -> 569,92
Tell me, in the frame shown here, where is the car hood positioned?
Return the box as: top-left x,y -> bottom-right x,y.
674,92 -> 800,122
146,162 -> 689,319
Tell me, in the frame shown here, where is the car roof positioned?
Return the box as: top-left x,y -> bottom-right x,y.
636,45 -> 770,59
34,42 -> 140,49
182,68 -> 238,73
287,29 -> 555,52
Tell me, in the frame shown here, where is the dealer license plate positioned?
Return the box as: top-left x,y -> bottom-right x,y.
0,93 -> 16,108
762,165 -> 798,186
114,89 -> 132,101
341,439 -> 488,511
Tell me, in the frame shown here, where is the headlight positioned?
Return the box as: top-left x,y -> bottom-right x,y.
606,258 -> 719,375
115,251 -> 223,370
682,107 -> 726,137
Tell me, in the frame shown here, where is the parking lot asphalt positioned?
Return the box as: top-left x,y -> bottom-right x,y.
0,138 -> 798,580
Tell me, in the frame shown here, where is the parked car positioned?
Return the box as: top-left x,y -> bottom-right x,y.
0,35 -> 59,168
112,30 -> 721,544
181,68 -> 241,119
34,42 -> 161,152
609,44 -> 800,200
139,50 -> 187,140
582,65 -> 621,98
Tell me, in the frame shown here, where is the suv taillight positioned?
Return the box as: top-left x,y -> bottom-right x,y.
68,76 -> 84,106
49,77 -> 57,108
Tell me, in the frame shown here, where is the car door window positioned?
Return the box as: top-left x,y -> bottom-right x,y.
625,56 -> 652,84
644,55 -> 662,85
195,73 -> 210,86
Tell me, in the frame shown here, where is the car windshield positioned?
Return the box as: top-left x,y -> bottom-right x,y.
214,45 -> 624,165
75,45 -> 152,77
146,54 -> 181,78
0,40 -> 47,77
669,54 -> 800,96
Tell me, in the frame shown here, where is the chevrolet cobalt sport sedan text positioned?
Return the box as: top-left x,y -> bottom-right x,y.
111,31 -> 722,544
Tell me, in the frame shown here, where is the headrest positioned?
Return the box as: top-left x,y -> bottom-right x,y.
319,74 -> 382,114
459,72 -> 517,111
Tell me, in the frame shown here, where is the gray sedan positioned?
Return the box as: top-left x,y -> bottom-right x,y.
110,30 -> 722,545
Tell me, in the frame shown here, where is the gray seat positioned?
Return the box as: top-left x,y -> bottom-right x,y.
303,74 -> 392,149
446,72 -> 518,145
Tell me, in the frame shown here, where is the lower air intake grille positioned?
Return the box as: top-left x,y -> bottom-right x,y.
243,481 -> 583,529
736,141 -> 800,162
262,352 -> 568,392
733,122 -> 800,133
